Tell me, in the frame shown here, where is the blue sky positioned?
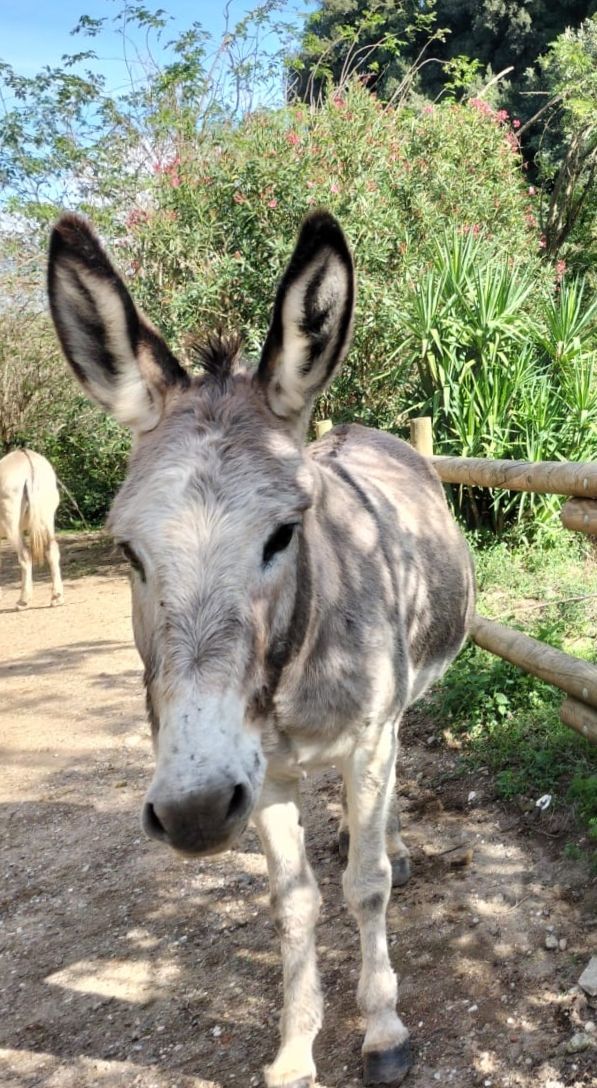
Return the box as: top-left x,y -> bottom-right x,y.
1,1 -> 310,85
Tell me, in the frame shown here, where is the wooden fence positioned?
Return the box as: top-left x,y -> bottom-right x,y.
408,416 -> 597,746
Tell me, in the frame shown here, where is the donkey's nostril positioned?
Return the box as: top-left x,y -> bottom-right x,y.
143,801 -> 168,842
226,782 -> 250,822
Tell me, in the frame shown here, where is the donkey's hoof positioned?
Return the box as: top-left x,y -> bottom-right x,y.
363,1039 -> 413,1085
51,594 -> 64,607
391,855 -> 411,887
338,828 -> 350,861
15,600 -> 29,611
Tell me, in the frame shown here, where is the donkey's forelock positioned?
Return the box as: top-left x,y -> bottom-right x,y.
188,330 -> 244,388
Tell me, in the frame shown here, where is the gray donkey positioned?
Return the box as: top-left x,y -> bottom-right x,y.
48,210 -> 475,1088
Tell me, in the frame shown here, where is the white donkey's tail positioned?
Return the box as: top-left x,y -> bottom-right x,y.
25,482 -> 50,564
22,451 -> 56,564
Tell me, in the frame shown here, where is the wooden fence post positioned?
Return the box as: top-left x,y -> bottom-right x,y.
560,498 -> 597,536
410,416 -> 433,456
560,697 -> 597,745
315,419 -> 333,439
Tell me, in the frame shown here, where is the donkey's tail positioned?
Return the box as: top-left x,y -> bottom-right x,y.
23,480 -> 50,565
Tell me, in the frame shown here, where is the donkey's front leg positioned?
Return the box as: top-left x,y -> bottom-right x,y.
342,719 -> 412,1086
253,776 -> 322,1088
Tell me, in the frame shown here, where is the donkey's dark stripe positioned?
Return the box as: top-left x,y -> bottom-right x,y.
251,530 -> 313,719
324,458 -> 401,609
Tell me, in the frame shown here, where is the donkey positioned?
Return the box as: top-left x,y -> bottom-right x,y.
0,449 -> 64,610
48,210 -> 475,1088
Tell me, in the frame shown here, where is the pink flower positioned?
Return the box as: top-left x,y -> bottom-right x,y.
330,182 -> 340,194
286,131 -> 300,147
233,191 -> 246,204
512,118 -> 521,129
528,186 -> 536,196
267,198 -> 278,209
504,131 -> 519,153
422,104 -> 434,116
306,180 -> 315,189
555,259 -> 566,283
169,173 -> 180,188
332,94 -> 345,108
125,208 -> 149,229
539,235 -> 547,249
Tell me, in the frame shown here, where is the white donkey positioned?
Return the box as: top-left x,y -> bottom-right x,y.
0,449 -> 64,610
48,211 -> 475,1087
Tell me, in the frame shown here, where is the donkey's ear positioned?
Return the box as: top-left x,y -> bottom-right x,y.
48,214 -> 189,433
256,211 -> 354,424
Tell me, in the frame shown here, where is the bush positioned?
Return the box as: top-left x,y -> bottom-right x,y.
0,309 -> 130,527
429,535 -> 597,842
126,81 -> 539,434
397,231 -> 597,533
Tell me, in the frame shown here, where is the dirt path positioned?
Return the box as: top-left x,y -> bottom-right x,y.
1,536 -> 595,1088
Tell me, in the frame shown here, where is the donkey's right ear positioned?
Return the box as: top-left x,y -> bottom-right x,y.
48,214 -> 189,433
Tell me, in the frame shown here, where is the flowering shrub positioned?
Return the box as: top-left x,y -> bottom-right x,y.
126,81 -> 540,432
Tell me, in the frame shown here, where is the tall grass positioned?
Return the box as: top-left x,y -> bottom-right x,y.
402,232 -> 597,535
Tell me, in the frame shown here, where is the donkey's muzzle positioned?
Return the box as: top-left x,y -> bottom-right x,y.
142,780 -> 253,855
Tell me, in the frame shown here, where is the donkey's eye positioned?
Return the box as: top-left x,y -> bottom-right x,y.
120,542 -> 146,582
262,523 -> 297,566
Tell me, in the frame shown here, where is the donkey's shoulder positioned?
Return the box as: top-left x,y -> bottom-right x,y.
309,422 -> 443,496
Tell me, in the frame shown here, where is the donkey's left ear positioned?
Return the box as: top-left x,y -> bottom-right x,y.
256,211 -> 354,425
48,214 -> 189,434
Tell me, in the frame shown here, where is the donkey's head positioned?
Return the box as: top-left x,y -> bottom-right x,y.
48,211 -> 354,855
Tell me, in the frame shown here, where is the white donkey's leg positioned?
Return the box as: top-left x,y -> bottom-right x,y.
253,776 -> 322,1088
46,537 -> 64,605
338,781 -> 411,888
45,497 -> 64,606
16,536 -> 32,609
342,718 -> 412,1086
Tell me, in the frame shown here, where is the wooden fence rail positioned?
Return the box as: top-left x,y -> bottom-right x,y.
408,417 -> 597,746
430,454 -> 597,498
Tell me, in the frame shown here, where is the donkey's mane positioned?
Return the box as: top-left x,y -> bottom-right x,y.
190,331 -> 244,385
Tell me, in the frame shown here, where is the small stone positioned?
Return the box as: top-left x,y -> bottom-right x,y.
470,916 -> 480,927
559,938 -> 567,951
578,956 -> 597,997
545,933 -> 559,950
584,1021 -> 595,1033
564,1032 -> 594,1054
468,1004 -> 478,1013
114,780 -> 127,788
